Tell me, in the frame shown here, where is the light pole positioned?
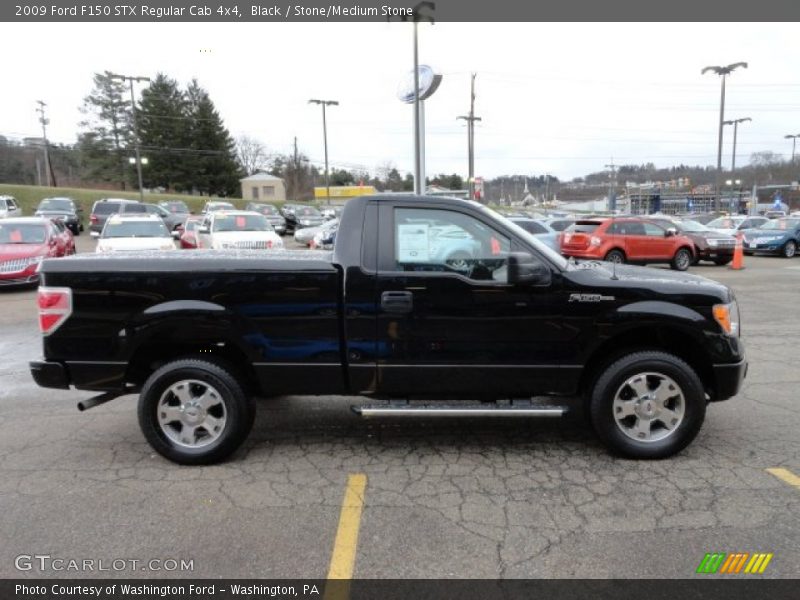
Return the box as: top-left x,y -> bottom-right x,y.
109,72 -> 151,202
723,117 -> 751,173
308,99 -> 339,205
785,134 -> 800,164
404,1 -> 435,195
702,62 -> 747,212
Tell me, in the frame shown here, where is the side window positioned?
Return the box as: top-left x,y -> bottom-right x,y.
144,205 -> 159,215
125,204 -> 147,214
393,208 -> 511,282
642,222 -> 666,236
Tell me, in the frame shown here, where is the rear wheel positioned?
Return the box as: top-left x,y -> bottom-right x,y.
137,359 -> 255,465
446,252 -> 472,272
604,249 -> 625,264
589,351 -> 706,459
671,247 -> 692,271
782,240 -> 797,258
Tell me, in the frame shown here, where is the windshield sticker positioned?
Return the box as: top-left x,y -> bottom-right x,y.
398,223 -> 431,262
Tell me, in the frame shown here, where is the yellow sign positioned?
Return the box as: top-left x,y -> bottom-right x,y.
314,186 -> 376,199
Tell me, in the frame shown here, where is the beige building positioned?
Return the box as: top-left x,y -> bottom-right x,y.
240,173 -> 286,202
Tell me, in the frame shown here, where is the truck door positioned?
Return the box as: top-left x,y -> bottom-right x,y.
373,203 -> 567,397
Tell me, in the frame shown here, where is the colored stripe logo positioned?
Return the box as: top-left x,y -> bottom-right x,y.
697,552 -> 773,574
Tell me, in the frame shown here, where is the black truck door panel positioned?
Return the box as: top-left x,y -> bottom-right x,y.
374,204 -> 569,397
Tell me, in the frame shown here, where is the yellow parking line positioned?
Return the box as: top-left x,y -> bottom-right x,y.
327,473 -> 368,579
766,467 -> 800,490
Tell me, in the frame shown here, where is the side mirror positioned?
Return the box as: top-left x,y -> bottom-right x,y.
198,226 -> 210,234
665,228 -> 677,237
507,252 -> 551,285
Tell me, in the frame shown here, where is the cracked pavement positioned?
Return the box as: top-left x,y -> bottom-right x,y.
1,242 -> 798,579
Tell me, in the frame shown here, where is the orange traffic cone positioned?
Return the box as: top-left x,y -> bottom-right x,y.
729,232 -> 745,270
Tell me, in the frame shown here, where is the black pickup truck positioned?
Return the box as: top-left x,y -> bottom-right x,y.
30,195 -> 746,464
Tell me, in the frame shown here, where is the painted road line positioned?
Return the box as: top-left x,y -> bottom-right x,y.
766,467 -> 800,490
327,473 -> 368,579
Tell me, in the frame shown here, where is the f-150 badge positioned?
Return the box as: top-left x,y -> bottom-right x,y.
568,293 -> 615,302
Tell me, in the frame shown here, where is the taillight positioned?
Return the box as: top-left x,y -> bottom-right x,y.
90,214 -> 98,224
37,286 -> 72,335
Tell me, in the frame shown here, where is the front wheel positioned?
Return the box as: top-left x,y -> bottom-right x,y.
671,247 -> 692,271
589,351 -> 706,459
137,359 -> 255,465
782,240 -> 797,258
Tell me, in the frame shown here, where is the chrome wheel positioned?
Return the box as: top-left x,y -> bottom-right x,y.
157,379 -> 227,448
783,241 -> 796,258
446,254 -> 471,272
674,249 -> 691,270
612,372 -> 685,443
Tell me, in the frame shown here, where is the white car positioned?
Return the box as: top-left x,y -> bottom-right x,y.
0,196 -> 23,219
706,215 -> 768,236
96,214 -> 176,253
295,218 -> 339,246
197,211 -> 284,250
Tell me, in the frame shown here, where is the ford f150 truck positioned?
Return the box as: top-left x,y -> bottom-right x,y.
30,195 -> 747,464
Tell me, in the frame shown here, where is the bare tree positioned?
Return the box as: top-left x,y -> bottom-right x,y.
236,135 -> 268,176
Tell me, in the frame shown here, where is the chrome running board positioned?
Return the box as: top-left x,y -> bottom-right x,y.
353,404 -> 566,418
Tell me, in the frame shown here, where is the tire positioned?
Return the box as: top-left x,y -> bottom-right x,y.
713,257 -> 732,266
589,351 -> 706,459
445,251 -> 472,272
671,247 -> 692,271
782,240 -> 797,258
137,359 -> 255,465
72,226 -> 80,236
604,249 -> 625,264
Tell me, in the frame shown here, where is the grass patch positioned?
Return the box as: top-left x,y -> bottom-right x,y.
0,184 -> 249,216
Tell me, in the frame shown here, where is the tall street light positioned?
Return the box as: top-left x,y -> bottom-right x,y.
702,62 -> 747,212
723,117 -> 751,173
109,72 -> 151,202
308,99 -> 339,205
785,134 -> 800,164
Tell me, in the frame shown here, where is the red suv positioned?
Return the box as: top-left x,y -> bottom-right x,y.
560,217 -> 696,271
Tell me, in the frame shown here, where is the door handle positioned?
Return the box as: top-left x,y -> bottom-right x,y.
381,291 -> 413,314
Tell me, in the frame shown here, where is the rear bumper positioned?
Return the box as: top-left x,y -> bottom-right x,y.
712,358 -> 748,401
30,360 -> 70,389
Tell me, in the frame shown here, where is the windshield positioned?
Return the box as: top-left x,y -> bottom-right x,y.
161,201 -> 189,213
296,207 -> 321,217
208,202 -> 235,211
93,202 -> 124,215
484,207 -> 568,268
38,198 -> 74,211
707,217 -> 742,229
0,223 -> 47,244
213,214 -> 272,232
252,204 -> 279,215
759,218 -> 800,231
676,219 -> 709,233
567,222 -> 602,233
102,220 -> 170,238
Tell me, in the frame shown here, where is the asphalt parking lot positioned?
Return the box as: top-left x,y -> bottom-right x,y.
0,237 -> 798,579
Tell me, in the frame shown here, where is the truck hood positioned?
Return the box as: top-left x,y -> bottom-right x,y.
564,260 -> 731,303
97,237 -> 175,252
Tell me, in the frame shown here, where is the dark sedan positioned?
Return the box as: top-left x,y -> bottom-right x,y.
647,217 -> 737,265
742,217 -> 800,258
245,202 -> 287,235
35,197 -> 83,235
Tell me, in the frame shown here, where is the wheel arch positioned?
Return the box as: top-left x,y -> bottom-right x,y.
579,324 -> 714,400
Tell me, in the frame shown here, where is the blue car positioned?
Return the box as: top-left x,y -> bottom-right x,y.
742,217 -> 800,258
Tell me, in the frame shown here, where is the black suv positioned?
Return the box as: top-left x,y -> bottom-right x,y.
35,197 -> 83,235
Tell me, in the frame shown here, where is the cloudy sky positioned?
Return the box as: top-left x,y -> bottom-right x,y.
2,22 -> 799,180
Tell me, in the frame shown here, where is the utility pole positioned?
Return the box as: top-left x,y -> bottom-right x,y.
702,62 -> 747,212
35,100 -> 54,187
109,72 -> 150,202
457,73 -> 482,200
605,160 -> 617,212
308,99 -> 339,205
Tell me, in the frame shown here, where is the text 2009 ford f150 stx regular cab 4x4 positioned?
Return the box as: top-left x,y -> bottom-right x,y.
30,195 -> 746,464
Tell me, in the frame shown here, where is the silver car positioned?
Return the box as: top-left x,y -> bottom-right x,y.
0,196 -> 23,219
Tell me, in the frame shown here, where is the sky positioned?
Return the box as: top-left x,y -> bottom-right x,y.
2,22 -> 799,181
